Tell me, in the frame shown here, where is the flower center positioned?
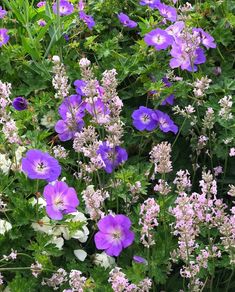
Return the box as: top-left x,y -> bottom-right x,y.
112,230 -> 122,240
36,161 -> 48,174
159,118 -> 168,128
54,196 -> 64,210
140,114 -> 150,124
152,34 -> 165,45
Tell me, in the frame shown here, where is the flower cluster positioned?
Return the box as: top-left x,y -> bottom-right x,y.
52,56 -> 70,99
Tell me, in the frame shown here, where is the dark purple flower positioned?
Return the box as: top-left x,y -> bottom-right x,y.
132,106 -> 158,131
161,77 -> 175,106
55,117 -> 84,141
0,6 -> 7,19
79,11 -> 95,30
74,80 -> 86,96
97,142 -> 128,173
118,13 -> 137,28
37,1 -> 46,8
0,29 -> 9,47
139,0 -> 160,9
52,0 -> 74,16
12,97 -> 28,111
58,94 -> 85,120
144,28 -> 173,50
153,110 -> 178,134
94,214 -> 135,256
86,98 -> 110,124
156,3 -> 177,23
193,28 -> 216,49
63,34 -> 69,42
43,181 -> 79,220
133,256 -> 148,264
22,149 -> 61,182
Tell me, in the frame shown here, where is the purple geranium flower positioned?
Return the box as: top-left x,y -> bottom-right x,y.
0,29 -> 9,47
193,28 -> 216,49
133,256 -> 148,264
52,0 -> 74,16
0,6 -> 7,19
43,181 -> 79,220
22,149 -> 61,182
166,21 -> 185,38
97,142 -> 128,173
37,1 -> 46,8
153,110 -> 178,134
161,77 -> 175,106
144,28 -> 173,50
156,3 -> 177,23
58,94 -> 85,120
94,214 -> 135,256
79,11 -> 95,30
12,97 -> 28,111
74,80 -> 86,96
55,117 -> 84,141
118,13 -> 137,28
86,98 -> 110,124
139,0 -> 160,9
132,106 -> 158,131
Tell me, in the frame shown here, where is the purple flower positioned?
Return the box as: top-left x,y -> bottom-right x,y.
153,110 -> 178,134
74,80 -> 86,96
63,34 -> 69,42
12,97 -> 28,111
156,3 -> 177,23
58,94 -> 85,120
22,149 -> 61,182
55,118 -> 84,141
37,19 -> 46,27
161,77 -> 175,106
118,13 -> 137,28
193,28 -> 216,49
0,29 -> 9,47
0,6 -> 7,19
133,256 -> 148,264
79,11 -> 95,30
94,214 -> 134,256
139,0 -> 160,9
37,1 -> 46,8
52,0 -> 74,16
97,142 -> 128,173
86,98 -> 110,124
132,106 -> 158,131
78,0 -> 85,11
144,28 -> 173,50
43,181 -> 79,220
166,21 -> 185,38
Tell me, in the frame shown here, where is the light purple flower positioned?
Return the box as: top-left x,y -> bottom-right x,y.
153,110 -> 178,134
58,94 -> 86,120
166,21 -> 185,38
144,28 -> 173,50
118,13 -> 137,28
86,98 -> 110,124
139,0 -> 160,9
74,80 -> 86,96
97,142 -> 128,173
43,181 -> 79,220
79,11 -> 95,30
0,29 -> 9,47
78,0 -> 85,11
0,6 -> 7,19
193,28 -> 216,49
132,106 -> 158,131
52,0 -> 74,16
94,214 -> 135,256
22,149 -> 61,182
37,1 -> 46,8
133,256 -> 148,264
55,118 -> 84,141
156,3 -> 177,23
